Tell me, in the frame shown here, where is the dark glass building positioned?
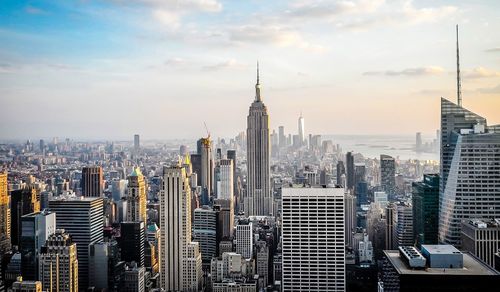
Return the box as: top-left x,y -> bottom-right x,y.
412,174 -> 439,247
119,221 -> 145,267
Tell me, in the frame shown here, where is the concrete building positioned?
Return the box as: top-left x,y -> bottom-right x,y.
218,159 -> 234,200
380,245 -> 500,291
126,167 -> 147,223
282,186 -> 345,291
236,221 -> 253,259
81,166 -> 103,197
134,134 -> 140,152
39,229 -> 79,292
395,203 -> 414,247
121,262 -> 145,292
256,241 -> 269,288
462,219 -> 500,268
10,187 -> 40,247
10,278 -> 42,292
344,192 -> 356,248
159,165 -> 202,291
0,172 -> 10,253
245,64 -> 271,216
380,155 -> 396,198
48,196 -> 103,289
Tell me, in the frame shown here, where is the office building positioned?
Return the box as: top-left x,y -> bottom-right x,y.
198,137 -> 213,205
134,134 -> 140,152
245,64 -> 271,216
0,172 -> 10,253
214,198 -> 234,240
146,223 -> 161,276
217,159 -> 234,200
346,152 -> 355,190
121,262 -> 145,292
10,278 -> 42,292
412,174 -> 439,247
278,126 -> 286,148
256,241 -> 269,288
89,240 -> 123,291
48,196 -> 103,289
298,113 -> 305,146
396,203 -> 414,247
39,229 -> 79,292
10,187 -> 40,247
81,166 -> 103,197
345,192 -> 356,248
380,155 -> 396,198
126,167 -> 147,223
193,206 -> 218,265
439,98 -> 500,246
282,186 -> 345,291
111,179 -> 127,202
159,165 -> 202,291
380,245 -> 500,291
462,219 -> 500,268
236,221 -> 253,259
20,210 -> 56,280
385,203 -> 396,250
336,161 -> 345,187
374,191 -> 388,209
120,221 -> 145,267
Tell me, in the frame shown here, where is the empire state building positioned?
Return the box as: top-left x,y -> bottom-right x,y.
245,64 -> 272,216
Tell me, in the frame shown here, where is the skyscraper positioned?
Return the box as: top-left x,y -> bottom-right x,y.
282,186 -> 345,291
199,136 -> 213,205
39,229 -> 79,292
336,161 -> 345,187
395,202 -> 414,247
10,187 -> 40,247
159,165 -> 202,291
217,159 -> 233,200
134,134 -> 140,152
0,172 -> 10,253
48,196 -> 104,289
126,167 -> 147,223
439,98 -> 500,246
81,166 -> 103,197
20,210 -> 56,280
346,152 -> 355,190
412,174 -> 439,246
245,64 -> 271,216
193,206 -> 218,265
120,221 -> 145,267
278,126 -> 286,148
380,154 -> 396,198
298,113 -> 305,146
235,220 -> 253,259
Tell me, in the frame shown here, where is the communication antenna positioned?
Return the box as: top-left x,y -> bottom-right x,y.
456,24 -> 462,107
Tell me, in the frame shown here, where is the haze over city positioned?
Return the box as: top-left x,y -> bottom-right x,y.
1,0 -> 500,140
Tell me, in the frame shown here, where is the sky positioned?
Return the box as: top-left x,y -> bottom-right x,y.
1,0 -> 499,140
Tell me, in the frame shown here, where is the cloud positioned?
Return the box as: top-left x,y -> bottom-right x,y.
363,66 -> 444,77
202,59 -> 247,71
485,47 -> 500,53
25,5 -> 46,15
229,25 -> 326,52
165,58 -> 186,67
462,67 -> 500,79
478,84 -> 500,94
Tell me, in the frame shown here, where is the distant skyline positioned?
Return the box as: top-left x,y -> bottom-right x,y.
1,0 -> 499,140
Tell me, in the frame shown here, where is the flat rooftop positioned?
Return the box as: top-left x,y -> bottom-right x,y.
421,244 -> 462,255
384,250 -> 499,276
282,186 -> 345,197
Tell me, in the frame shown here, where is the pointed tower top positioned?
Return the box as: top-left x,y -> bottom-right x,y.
255,61 -> 261,102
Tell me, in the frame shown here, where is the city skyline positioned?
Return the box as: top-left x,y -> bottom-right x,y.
1,1 -> 500,140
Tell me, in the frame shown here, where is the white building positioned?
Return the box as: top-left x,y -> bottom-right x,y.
282,186 -> 345,291
218,159 -> 234,200
236,221 -> 253,259
374,191 -> 388,209
160,166 -> 202,291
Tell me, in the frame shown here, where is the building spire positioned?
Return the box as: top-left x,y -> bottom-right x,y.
255,61 -> 261,102
456,24 -> 462,107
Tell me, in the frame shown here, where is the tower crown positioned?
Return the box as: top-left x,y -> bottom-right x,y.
255,61 -> 261,102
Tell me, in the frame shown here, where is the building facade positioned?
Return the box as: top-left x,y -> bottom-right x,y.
412,174 -> 439,247
126,167 -> 147,223
81,166 -> 103,197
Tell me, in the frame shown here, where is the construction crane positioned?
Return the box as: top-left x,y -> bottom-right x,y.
203,122 -> 210,139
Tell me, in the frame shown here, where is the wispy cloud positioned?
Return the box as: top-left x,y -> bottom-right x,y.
478,84 -> 500,94
462,67 -> 500,79
25,5 -> 46,15
363,66 -> 445,77
202,59 -> 247,71
485,47 -> 500,53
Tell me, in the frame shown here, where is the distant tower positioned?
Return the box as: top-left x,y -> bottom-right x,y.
380,155 -> 396,198
134,134 -> 140,152
245,62 -> 272,216
298,112 -> 305,146
81,166 -> 103,197
39,229 -> 79,292
126,167 -> 147,223
346,152 -> 355,190
456,24 -> 462,107
199,137 -> 213,205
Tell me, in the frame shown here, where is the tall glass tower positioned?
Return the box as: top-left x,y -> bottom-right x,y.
439,98 -> 500,246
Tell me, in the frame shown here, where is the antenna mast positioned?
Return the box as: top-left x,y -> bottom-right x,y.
456,24 -> 462,107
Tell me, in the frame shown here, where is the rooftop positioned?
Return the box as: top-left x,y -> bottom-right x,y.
421,244 -> 462,255
384,250 -> 499,276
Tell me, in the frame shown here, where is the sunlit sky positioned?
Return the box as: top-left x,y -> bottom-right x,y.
1,0 -> 499,140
